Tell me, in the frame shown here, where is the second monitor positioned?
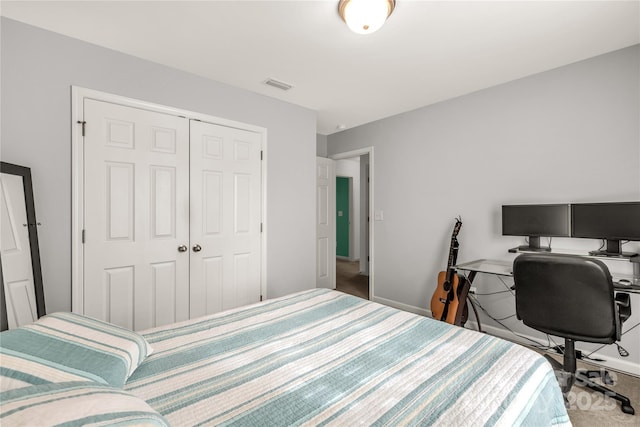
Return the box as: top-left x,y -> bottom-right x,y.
571,202 -> 640,258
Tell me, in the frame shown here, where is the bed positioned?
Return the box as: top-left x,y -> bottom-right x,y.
1,288 -> 570,426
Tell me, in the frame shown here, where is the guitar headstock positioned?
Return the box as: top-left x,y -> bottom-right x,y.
452,216 -> 463,238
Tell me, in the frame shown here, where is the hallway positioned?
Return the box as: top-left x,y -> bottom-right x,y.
335,259 -> 369,300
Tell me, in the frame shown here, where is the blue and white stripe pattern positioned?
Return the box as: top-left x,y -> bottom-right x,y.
0,381 -> 169,426
0,312 -> 153,390
126,289 -> 570,426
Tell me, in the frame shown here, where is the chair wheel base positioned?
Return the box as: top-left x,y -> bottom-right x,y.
621,404 -> 635,415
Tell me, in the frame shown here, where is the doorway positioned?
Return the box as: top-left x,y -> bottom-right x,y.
331,148 -> 373,300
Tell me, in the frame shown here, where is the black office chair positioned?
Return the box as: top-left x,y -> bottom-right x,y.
513,253 -> 634,415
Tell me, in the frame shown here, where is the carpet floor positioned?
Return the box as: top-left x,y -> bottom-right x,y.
543,352 -> 639,426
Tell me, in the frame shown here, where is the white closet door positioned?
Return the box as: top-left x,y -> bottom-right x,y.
83,99 -> 190,330
189,120 -> 262,317
316,157 -> 335,289
0,174 -> 37,328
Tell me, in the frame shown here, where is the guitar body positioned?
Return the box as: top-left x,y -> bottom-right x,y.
430,218 -> 468,326
430,271 -> 461,324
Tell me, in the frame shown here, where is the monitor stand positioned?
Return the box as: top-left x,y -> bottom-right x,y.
517,236 -> 551,252
589,239 -> 638,259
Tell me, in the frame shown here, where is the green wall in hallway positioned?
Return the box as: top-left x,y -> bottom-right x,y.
336,177 -> 349,257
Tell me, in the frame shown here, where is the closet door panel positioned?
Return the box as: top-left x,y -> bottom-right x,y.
83,99 -> 190,330
152,261 -> 178,326
204,256 -> 223,315
104,266 -> 134,330
190,121 -> 262,318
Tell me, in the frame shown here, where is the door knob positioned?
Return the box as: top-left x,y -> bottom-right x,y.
193,244 -> 202,253
178,245 -> 188,252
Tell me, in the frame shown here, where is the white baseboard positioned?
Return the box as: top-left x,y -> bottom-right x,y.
371,295 -> 429,316
371,296 -> 639,377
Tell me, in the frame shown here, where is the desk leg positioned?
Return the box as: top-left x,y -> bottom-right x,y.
463,271 -> 483,333
468,271 -> 477,283
467,297 -> 482,333
454,277 -> 471,327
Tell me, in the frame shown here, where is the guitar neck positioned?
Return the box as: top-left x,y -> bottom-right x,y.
445,238 -> 459,281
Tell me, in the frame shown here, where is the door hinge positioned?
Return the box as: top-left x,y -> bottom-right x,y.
260,223 -> 263,233
260,295 -> 263,302
81,229 -> 86,244
367,255 -> 370,262
260,150 -> 263,160
77,121 -> 86,137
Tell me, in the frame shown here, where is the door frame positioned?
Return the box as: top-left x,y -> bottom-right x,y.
330,147 -> 374,299
71,87 -> 268,314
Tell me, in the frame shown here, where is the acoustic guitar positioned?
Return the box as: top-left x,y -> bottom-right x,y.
430,217 -> 467,325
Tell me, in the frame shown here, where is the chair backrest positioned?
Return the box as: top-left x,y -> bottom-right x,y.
513,253 -> 618,344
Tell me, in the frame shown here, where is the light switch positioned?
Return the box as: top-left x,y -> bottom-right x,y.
338,211 -> 343,217
374,210 -> 384,221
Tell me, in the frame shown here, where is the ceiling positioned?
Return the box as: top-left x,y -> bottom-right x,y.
2,1 -> 639,135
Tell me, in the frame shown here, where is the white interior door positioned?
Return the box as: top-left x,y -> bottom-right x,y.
83,99 -> 190,330
316,157 -> 335,289
0,173 -> 37,328
189,120 -> 262,316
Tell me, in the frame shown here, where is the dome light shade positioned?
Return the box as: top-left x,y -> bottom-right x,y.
338,0 -> 396,35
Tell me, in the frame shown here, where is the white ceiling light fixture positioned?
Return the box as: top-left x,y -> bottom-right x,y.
338,0 -> 396,35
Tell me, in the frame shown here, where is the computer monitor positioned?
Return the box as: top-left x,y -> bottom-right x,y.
502,204 -> 571,251
571,202 -> 640,257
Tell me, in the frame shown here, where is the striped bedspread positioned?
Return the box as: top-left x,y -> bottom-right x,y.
125,289 -> 571,426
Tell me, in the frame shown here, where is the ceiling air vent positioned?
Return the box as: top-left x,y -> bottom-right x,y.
263,78 -> 293,91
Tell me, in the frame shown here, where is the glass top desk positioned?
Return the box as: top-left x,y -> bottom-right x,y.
454,258 -> 640,292
446,259 -> 516,333
453,258 -> 639,332
454,259 -> 513,278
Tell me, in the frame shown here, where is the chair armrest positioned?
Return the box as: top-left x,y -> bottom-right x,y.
615,292 -> 631,323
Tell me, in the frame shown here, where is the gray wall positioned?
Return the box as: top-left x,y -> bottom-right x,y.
328,45 -> 640,372
316,134 -> 328,157
1,18 -> 318,313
